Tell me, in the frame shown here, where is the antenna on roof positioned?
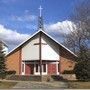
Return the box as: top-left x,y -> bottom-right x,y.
38,5 -> 44,30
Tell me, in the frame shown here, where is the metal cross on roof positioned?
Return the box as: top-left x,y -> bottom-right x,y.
38,5 -> 43,17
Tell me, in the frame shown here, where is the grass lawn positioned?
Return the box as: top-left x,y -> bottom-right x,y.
67,81 -> 90,89
0,81 -> 17,89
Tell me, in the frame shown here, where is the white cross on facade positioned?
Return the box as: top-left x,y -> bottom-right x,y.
38,5 -> 43,17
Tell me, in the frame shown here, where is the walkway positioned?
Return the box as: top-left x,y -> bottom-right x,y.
13,81 -> 68,89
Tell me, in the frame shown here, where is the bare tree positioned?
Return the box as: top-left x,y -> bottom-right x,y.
63,0 -> 90,80
63,0 -> 90,58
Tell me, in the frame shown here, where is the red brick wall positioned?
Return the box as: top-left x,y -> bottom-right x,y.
48,63 -> 56,75
25,64 -> 34,75
25,64 -> 30,75
60,47 -> 76,73
6,49 -> 21,75
6,45 -> 76,76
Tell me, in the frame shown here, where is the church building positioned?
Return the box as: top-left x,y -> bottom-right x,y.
6,6 -> 77,78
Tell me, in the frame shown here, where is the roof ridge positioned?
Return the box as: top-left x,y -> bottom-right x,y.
6,30 -> 77,57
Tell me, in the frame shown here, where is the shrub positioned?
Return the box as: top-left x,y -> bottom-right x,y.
0,72 -> 6,79
74,60 -> 90,81
63,70 -> 75,74
6,70 -> 16,75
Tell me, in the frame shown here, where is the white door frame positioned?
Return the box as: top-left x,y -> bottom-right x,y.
34,63 -> 47,75
42,64 -> 47,75
34,63 -> 40,75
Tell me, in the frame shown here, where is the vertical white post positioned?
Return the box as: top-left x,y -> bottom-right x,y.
34,61 -> 35,75
56,62 -> 59,75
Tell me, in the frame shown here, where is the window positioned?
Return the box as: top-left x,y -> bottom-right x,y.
43,64 -> 46,72
58,63 -> 60,72
36,64 -> 38,72
35,64 -> 47,73
22,64 -> 24,72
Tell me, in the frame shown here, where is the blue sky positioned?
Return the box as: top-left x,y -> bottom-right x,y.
0,0 -> 83,33
0,0 -> 84,51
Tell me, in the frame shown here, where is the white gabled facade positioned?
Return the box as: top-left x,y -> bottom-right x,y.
21,32 -> 60,61
22,34 -> 39,61
41,34 -> 59,61
7,30 -> 77,60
